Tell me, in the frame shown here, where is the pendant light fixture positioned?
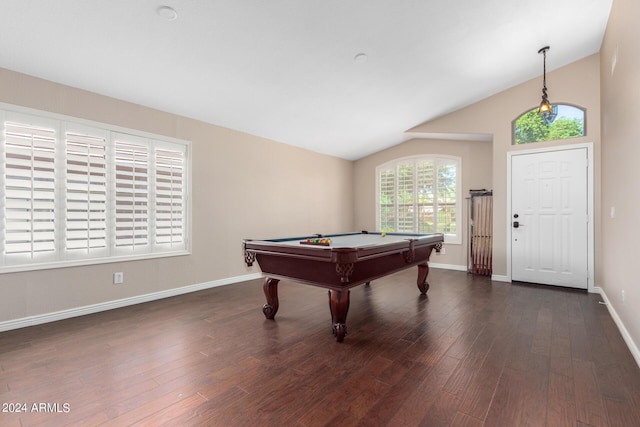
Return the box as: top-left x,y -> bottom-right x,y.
537,46 -> 557,124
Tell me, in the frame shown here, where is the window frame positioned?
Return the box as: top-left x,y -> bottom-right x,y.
0,103 -> 191,274
375,154 -> 462,244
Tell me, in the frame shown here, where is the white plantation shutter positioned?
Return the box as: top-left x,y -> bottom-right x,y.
437,159 -> 458,236
114,136 -> 149,250
3,119 -> 57,258
65,127 -> 107,253
396,162 -> 414,232
378,167 -> 395,232
155,146 -> 185,247
1,105 -> 190,273
417,160 -> 435,234
377,156 -> 461,244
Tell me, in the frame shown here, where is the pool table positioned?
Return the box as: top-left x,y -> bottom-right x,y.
243,231 -> 444,342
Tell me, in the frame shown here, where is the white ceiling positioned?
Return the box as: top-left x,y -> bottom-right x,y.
0,0 -> 612,160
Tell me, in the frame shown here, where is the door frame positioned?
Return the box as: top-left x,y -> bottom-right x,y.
506,142 -> 595,292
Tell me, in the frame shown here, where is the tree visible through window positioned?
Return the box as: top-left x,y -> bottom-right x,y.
377,156 -> 461,243
513,104 -> 585,145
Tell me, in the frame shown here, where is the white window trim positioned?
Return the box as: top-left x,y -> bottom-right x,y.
0,102 -> 192,274
375,154 -> 462,244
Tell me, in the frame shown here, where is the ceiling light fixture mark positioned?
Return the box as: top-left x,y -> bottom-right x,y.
157,6 -> 178,21
354,53 -> 368,63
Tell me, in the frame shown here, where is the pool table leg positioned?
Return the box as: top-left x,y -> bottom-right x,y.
262,278 -> 280,319
417,263 -> 430,295
328,289 -> 350,342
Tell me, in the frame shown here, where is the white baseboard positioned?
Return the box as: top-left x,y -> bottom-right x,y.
0,264 -> 471,332
0,266 -> 468,333
595,286 -> 640,368
430,263 -> 467,271
430,264 -> 509,281
0,273 -> 264,333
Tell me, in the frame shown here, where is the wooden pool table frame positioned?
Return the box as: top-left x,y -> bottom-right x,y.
243,231 -> 444,342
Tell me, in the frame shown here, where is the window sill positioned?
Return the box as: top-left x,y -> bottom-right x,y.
0,249 -> 191,275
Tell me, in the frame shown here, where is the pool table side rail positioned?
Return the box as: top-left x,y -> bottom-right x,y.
243,233 -> 443,265
247,242 -> 440,290
243,233 -> 444,289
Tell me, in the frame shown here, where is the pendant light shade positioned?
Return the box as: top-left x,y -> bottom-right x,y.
537,46 -> 557,124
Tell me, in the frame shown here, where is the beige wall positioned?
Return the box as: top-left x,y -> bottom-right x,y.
354,138 -> 493,269
600,0 -> 640,356
0,68 -> 354,324
404,54 -> 602,280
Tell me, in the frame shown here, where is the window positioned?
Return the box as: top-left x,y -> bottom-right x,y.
513,104 -> 585,144
114,136 -> 150,251
1,105 -> 190,273
65,125 -> 108,255
377,155 -> 461,243
3,118 -> 57,259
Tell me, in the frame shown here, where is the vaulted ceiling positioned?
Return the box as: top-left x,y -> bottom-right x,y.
0,0 -> 612,159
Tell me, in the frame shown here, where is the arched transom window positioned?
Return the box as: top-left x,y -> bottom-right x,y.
513,104 -> 585,145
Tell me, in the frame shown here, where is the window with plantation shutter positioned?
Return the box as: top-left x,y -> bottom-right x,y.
155,147 -> 185,247
114,138 -> 149,250
397,162 -> 414,232
65,127 -> 107,253
417,161 -> 435,234
379,168 -> 395,232
1,104 -> 190,273
3,120 -> 57,258
376,155 -> 461,244
436,160 -> 458,236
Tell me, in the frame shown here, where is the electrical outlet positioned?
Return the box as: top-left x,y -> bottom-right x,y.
622,289 -> 626,304
114,272 -> 124,284
439,247 -> 446,255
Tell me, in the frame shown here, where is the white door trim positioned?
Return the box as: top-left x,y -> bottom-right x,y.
506,142 -> 595,292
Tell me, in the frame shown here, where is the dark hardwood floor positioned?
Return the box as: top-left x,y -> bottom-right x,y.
1,268 -> 639,426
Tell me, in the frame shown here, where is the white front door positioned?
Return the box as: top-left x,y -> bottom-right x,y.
511,148 -> 588,289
